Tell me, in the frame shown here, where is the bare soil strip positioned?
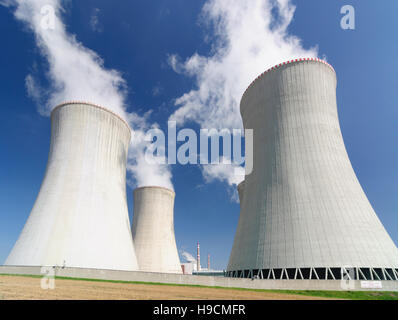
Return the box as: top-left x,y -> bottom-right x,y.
0,275 -> 333,300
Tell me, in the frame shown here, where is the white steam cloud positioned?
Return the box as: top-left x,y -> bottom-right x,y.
0,0 -> 13,7
126,116 -> 174,190
10,0 -> 127,118
169,0 -> 318,193
181,251 -> 196,263
4,0 -> 173,190
202,160 -> 245,186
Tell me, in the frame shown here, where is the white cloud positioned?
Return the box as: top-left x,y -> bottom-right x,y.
152,85 -> 163,97
6,0 -> 173,190
25,74 -> 44,112
127,126 -> 174,191
169,0 -> 318,193
201,159 -> 245,203
0,0 -> 13,7
167,54 -> 183,74
202,161 -> 244,186
90,8 -> 103,33
9,0 -> 127,118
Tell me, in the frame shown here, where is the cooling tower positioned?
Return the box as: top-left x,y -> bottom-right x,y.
237,181 -> 245,204
132,186 -> 182,274
227,58 -> 398,281
5,102 -> 139,271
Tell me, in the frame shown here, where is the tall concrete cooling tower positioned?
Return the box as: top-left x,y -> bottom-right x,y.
5,102 -> 139,271
227,58 -> 398,281
132,186 -> 182,274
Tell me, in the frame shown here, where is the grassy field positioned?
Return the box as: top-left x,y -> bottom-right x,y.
1,273 -> 397,300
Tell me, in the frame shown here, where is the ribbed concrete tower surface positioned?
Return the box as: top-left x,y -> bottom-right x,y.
227,58 -> 398,281
5,102 -> 139,271
237,181 -> 245,204
132,186 -> 182,274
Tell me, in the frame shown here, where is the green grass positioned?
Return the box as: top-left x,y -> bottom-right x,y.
273,289 -> 398,300
1,273 -> 398,300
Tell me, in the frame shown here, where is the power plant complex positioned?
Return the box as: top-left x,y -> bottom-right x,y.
227,58 -> 398,281
3,59 -> 398,289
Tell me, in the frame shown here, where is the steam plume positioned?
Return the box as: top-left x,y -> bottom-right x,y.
169,0 -> 318,193
3,0 -> 173,189
181,251 -> 197,263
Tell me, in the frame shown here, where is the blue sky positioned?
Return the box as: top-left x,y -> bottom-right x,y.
0,0 -> 397,270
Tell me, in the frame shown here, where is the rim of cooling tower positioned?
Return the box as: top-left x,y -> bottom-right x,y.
51,101 -> 132,135
241,58 -> 336,104
134,185 -> 175,195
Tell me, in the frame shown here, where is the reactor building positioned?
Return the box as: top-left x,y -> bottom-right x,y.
227,58 -> 398,281
132,186 -> 182,274
5,102 -> 139,271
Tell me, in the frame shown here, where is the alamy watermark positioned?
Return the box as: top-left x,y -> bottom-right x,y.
40,266 -> 55,290
40,4 -> 357,32
141,121 -> 253,176
340,266 -> 356,290
340,5 -> 355,30
40,5 -> 56,30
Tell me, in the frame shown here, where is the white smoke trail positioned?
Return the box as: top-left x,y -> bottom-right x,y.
9,0 -> 127,117
3,0 -> 173,189
0,0 -> 12,7
126,115 -> 174,190
169,0 -> 319,193
181,251 -> 196,263
201,159 -> 245,187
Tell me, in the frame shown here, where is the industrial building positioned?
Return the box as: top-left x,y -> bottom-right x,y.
132,186 -> 182,274
5,102 -> 139,271
181,244 -> 224,276
227,58 -> 398,281
181,262 -> 196,275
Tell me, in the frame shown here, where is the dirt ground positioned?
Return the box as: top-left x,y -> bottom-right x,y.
0,275 -> 332,300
